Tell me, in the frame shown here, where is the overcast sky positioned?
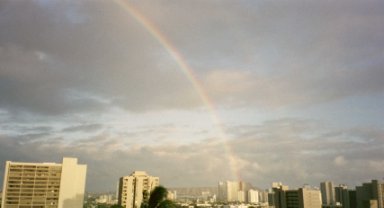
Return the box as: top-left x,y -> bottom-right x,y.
1,0 -> 384,192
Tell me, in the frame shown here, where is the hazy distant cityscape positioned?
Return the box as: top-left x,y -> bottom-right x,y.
1,157 -> 383,208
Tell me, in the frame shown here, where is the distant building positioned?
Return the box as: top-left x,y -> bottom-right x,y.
286,190 -> 300,208
355,180 -> 384,208
363,200 -> 378,208
348,190 -> 357,208
118,171 -> 159,208
271,182 -> 289,208
300,187 -> 322,208
321,181 -> 336,206
218,181 -> 252,203
167,190 -> 177,201
335,185 -> 349,208
258,190 -> 269,203
95,194 -> 116,205
248,189 -> 259,204
269,185 -> 321,208
167,187 -> 217,203
1,157 -> 87,208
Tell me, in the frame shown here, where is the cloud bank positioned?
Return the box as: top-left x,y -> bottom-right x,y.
0,0 -> 383,192
1,119 -> 383,191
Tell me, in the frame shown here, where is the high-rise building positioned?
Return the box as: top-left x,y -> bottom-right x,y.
217,181 -> 252,203
286,190 -> 300,208
299,187 -> 322,208
321,181 -> 336,206
259,191 -> 269,204
248,189 -> 259,204
271,182 -> 289,208
348,190 -> 357,208
355,180 -> 384,208
1,157 -> 87,208
274,187 -> 321,208
335,185 -> 350,208
118,171 -> 159,208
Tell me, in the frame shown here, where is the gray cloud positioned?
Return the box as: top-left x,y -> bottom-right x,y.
1,118 -> 383,191
1,0 -> 383,116
62,123 -> 103,133
0,0 -> 200,116
0,0 -> 383,193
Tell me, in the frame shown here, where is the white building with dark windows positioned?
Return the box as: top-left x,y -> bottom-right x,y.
118,171 -> 159,208
1,157 -> 87,208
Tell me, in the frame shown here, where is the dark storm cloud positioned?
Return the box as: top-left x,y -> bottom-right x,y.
0,0 -> 200,116
1,0 -> 384,115
137,0 -> 384,108
0,0 -> 383,193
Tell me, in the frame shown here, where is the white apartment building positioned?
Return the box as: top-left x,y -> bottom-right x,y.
248,189 -> 259,204
1,157 -> 87,208
118,171 -> 159,208
218,181 -> 253,203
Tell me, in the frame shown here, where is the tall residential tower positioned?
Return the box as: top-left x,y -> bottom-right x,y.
1,157 -> 87,208
321,181 -> 336,206
218,181 -> 252,203
118,171 -> 159,208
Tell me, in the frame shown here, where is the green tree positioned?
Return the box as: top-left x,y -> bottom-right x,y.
141,190 -> 150,208
147,186 -> 176,208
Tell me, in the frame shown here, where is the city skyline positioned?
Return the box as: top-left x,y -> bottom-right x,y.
0,0 -> 384,192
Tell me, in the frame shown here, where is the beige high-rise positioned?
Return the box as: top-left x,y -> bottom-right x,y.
285,187 -> 321,208
1,157 -> 87,208
118,171 -> 159,208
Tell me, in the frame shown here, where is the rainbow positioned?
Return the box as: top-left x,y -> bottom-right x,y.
114,0 -> 241,182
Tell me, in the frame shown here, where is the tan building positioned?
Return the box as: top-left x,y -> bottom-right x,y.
300,187 -> 322,208
118,171 -> 159,208
1,157 -> 87,208
273,186 -> 321,208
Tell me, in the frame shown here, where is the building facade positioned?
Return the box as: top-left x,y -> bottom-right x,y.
300,187 -> 322,208
218,181 -> 252,203
271,183 -> 289,208
321,181 -> 336,206
271,187 -> 321,208
118,171 -> 159,208
1,157 -> 87,208
356,180 -> 384,208
248,189 -> 259,204
335,185 -> 350,208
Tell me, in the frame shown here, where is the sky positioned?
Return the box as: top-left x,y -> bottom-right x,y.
0,0 -> 384,192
